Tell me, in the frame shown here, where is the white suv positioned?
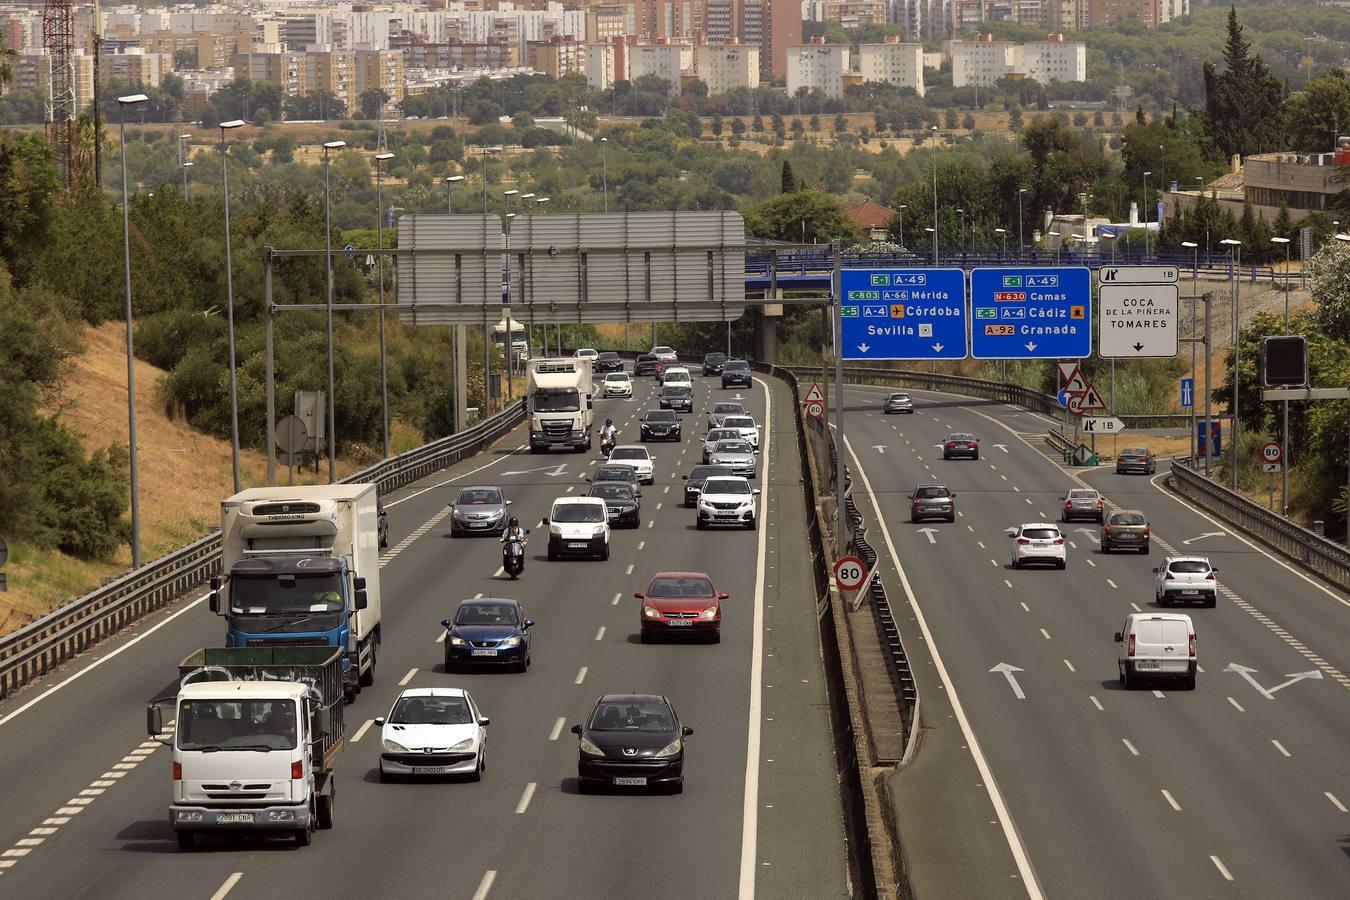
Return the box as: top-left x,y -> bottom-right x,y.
1007,523 -> 1067,569
1115,613 -> 1197,690
696,476 -> 760,530
1153,557 -> 1218,608
544,497 -> 611,561
661,366 -> 692,387
608,445 -> 655,484
720,414 -> 760,449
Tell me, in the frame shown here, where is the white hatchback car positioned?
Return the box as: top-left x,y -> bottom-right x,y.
609,445 -> 655,484
1007,523 -> 1067,569
1153,557 -> 1218,608
574,348 -> 599,366
720,414 -> 760,449
545,497 -> 611,560
602,372 -> 633,398
696,476 -> 761,530
377,688 -> 489,781
1115,612 -> 1197,690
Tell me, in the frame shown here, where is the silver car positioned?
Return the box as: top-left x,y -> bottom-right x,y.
450,485 -> 511,537
709,439 -> 757,478
883,392 -> 914,414
703,427 -> 742,463
707,402 -> 746,430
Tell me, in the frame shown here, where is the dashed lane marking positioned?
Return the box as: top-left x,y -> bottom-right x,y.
1122,739 -> 1139,756
548,717 -> 566,741
210,873 -> 244,900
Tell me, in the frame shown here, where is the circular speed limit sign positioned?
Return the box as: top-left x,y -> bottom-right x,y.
833,556 -> 866,591
804,400 -> 824,419
1260,441 -> 1283,463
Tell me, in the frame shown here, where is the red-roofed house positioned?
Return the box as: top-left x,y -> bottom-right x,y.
847,200 -> 896,242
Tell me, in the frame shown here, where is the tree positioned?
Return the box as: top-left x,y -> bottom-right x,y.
780,160 -> 797,194
962,113 -> 976,130
358,88 -> 391,121
809,114 -> 820,133
730,118 -> 746,138
744,188 -> 863,244
1284,73 -> 1350,154
1008,106 -> 1023,131
834,114 -> 847,135
1305,240 -> 1350,341
944,108 -> 959,129
1272,201 -> 1294,242
1093,110 -> 1105,127
710,114 -> 723,137
511,110 -> 535,130
1202,5 -> 1285,160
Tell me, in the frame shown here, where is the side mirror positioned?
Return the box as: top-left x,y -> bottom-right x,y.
354,590 -> 368,611
147,705 -> 163,737
634,592 -> 644,599
506,499 -> 513,506
374,717 -> 385,727
210,575 -> 221,591
681,475 -> 688,480
1113,632 -> 1123,643
570,724 -> 583,735
209,591 -> 221,615
441,618 -> 451,628
1151,567 -> 1159,574
950,493 -> 957,498
752,488 -> 761,495
718,592 -> 729,600
542,517 -> 550,525
525,528 -> 531,535
354,576 -> 367,591
318,706 -> 333,738
1210,568 -> 1219,574
682,726 -> 694,737
1004,528 -> 1017,538
478,716 -> 491,726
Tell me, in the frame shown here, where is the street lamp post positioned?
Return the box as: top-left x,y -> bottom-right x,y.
600,136 -> 609,213
321,139 -> 346,482
924,227 -> 936,266
179,132 -> 192,201
898,204 -> 907,250
219,119 -> 245,494
930,125 -> 939,266
1017,187 -> 1027,255
1102,231 -> 1115,264
995,227 -> 1007,257
1220,238 -> 1242,490
1048,230 -> 1061,265
118,93 -> 149,569
956,207 -> 965,255
1142,170 -> 1152,256
445,173 -> 464,213
375,151 -> 395,458
1272,235 -> 1292,516
1181,240 -> 1199,464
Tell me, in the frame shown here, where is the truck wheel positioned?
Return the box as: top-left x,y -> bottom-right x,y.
177,831 -> 195,851
294,824 -> 312,847
317,780 -> 336,830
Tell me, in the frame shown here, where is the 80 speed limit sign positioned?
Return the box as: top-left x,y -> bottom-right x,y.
833,556 -> 866,591
1260,441 -> 1283,463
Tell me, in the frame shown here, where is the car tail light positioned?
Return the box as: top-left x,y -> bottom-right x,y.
173,761 -> 182,781
1142,526 -> 1150,536
946,442 -> 956,448
1104,525 -> 1112,534
1017,538 -> 1030,545
1053,537 -> 1065,545
1205,570 -> 1216,580
291,760 -> 304,780
1127,634 -> 1136,657
1096,500 -> 1103,509
1065,502 -> 1073,510
1188,634 -> 1197,658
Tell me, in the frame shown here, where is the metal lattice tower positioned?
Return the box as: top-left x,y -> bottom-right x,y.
42,0 -> 77,186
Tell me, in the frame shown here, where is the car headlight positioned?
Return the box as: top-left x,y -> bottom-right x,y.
449,635 -> 466,646
550,525 -> 562,536
699,605 -> 719,619
382,738 -> 408,752
643,605 -> 661,618
500,636 -> 522,648
579,737 -> 605,756
449,738 -> 474,751
654,738 -> 682,758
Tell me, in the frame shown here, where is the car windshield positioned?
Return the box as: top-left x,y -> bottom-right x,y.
1123,449 -> 1148,456
704,478 -> 750,494
229,571 -> 344,616
455,604 -> 518,626
664,386 -> 691,396
1111,513 -> 1146,525
1168,560 -> 1211,574
715,441 -> 752,454
726,361 -> 749,371
457,489 -> 502,505
577,349 -> 597,357
648,576 -> 715,598
889,394 -> 910,401
552,503 -> 605,523
689,466 -> 731,481
948,434 -> 974,442
1022,528 -> 1060,540
533,388 -> 580,412
712,404 -> 743,415
591,484 -> 634,500
598,352 -> 620,361
605,373 -> 629,382
723,417 -> 754,428
390,695 -> 473,726
611,448 -> 649,461
1068,490 -> 1098,500
596,466 -> 636,481
707,430 -> 739,443
915,487 -> 949,499
178,699 -> 298,751
653,347 -> 674,355
589,700 -> 674,732
646,411 -> 677,422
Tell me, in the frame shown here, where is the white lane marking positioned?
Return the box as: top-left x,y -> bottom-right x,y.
737,376 -> 773,900
399,668 -> 418,686
548,717 -> 566,741
210,873 -> 244,900
14,839 -> 43,847
625,563 -> 635,575
352,719 -> 375,743
1004,580 -> 1012,589
474,592 -> 484,599
1161,789 -> 1182,812
1130,603 -> 1143,613
1107,579 -> 1118,589
612,592 -> 622,606
472,871 -> 498,900
1040,628 -> 1052,640
574,666 -> 588,685
1210,856 -> 1234,881
595,626 -> 606,641
1063,659 -> 1075,672
514,783 -> 536,815
434,632 -> 446,644
1271,740 -> 1291,758
1152,690 -> 1165,699
1326,792 -> 1348,813
664,485 -> 670,494
1085,559 -> 1096,567
1019,602 -> 1030,612
1090,696 -> 1104,711
1227,696 -> 1245,712
42,819 -> 69,826
977,541 -> 985,549
28,828 -> 56,837
841,432 -> 1045,899
493,567 -> 505,577
1122,739 -> 1139,756
1068,541 -> 1077,550
638,541 -> 646,550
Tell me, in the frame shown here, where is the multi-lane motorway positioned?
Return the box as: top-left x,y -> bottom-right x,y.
0,373 -> 848,900
842,384 -> 1350,899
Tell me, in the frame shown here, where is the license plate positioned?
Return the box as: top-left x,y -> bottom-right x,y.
216,813 -> 255,824
1181,590 -> 1199,595
413,766 -> 454,775
1134,661 -> 1160,670
613,776 -> 647,786
568,542 -> 589,549
471,648 -> 498,657
667,620 -> 693,627
608,510 -> 619,518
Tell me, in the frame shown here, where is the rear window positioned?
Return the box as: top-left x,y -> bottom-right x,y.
713,403 -> 743,414
611,448 -> 649,461
726,361 -> 750,371
689,466 -> 731,480
723,417 -> 754,428
664,386 -> 691,396
1068,490 -> 1098,499
889,393 -> 909,401
715,441 -> 753,454
1110,513 -> 1146,525
1022,528 -> 1060,540
1122,449 -> 1148,456
1168,560 -> 1211,574
915,486 -> 949,498
596,466 -> 636,481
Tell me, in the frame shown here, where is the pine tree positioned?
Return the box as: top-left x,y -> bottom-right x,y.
1272,201 -> 1293,240
781,160 -> 797,194
1203,5 -> 1286,159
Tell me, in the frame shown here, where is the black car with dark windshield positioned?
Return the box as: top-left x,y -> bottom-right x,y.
571,694 -> 692,794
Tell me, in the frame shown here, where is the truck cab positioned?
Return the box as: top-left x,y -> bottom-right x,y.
528,358 -> 594,453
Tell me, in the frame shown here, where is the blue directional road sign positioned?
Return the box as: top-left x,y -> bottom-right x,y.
1180,377 -> 1194,409
840,268 -> 967,360
970,267 -> 1092,359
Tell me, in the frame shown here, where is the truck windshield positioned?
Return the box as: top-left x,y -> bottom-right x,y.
230,572 -> 345,616
534,389 -> 580,412
178,699 -> 298,751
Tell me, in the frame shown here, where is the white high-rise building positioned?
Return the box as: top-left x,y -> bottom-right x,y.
627,43 -> 686,96
950,36 -> 1014,86
857,39 -> 924,96
949,34 -> 1086,87
786,42 -> 850,100
1020,36 -> 1085,84
585,41 -> 616,91
695,44 -> 760,95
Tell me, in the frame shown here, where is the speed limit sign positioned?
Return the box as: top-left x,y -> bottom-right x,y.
805,400 -> 824,419
833,556 -> 866,591
1260,441 -> 1283,464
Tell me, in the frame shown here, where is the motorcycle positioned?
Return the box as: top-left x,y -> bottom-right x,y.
502,530 -> 528,579
599,431 -> 616,457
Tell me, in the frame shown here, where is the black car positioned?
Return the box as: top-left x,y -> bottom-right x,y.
594,351 -> 625,373
721,359 -> 752,388
590,463 -> 641,489
910,484 -> 955,522
588,481 -> 642,528
441,598 -> 534,673
634,353 -> 659,377
640,409 -> 682,442
941,433 -> 979,460
681,464 -> 733,507
377,498 -> 389,549
659,385 -> 693,413
571,694 -> 692,794
702,352 -> 728,376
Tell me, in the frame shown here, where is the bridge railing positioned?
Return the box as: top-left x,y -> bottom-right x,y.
0,401 -> 528,702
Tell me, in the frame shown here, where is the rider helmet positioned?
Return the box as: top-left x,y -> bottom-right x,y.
508,516 -> 519,527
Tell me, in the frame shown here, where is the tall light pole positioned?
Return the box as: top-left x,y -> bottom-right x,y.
1048,230 -> 1061,265
1272,235 -> 1292,516
930,125 -> 939,267
898,204 -> 907,250
1142,170 -> 1152,256
118,93 -> 149,568
1102,231 -> 1115,264
219,119 -> 245,493
1181,240 -> 1199,463
446,173 -> 464,213
321,139 -> 346,483
375,151 -> 396,458
924,227 -> 937,266
956,207 -> 965,253
1017,187 -> 1027,255
179,132 -> 192,201
995,226 -> 1007,256
600,136 -> 609,213
1220,237 -> 1242,490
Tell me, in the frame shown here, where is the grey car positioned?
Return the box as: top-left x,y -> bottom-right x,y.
707,402 -> 746,430
910,484 -> 955,522
450,485 -> 511,537
1061,488 -> 1104,523
883,392 -> 914,414
1102,510 -> 1150,554
702,427 -> 742,463
709,439 -> 757,478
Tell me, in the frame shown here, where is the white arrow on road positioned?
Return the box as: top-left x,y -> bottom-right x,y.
916,527 -> 938,544
1224,663 -> 1324,700
501,464 -> 568,477
932,342 -> 944,353
872,445 -> 886,454
1075,528 -> 1100,544
1182,531 -> 1227,545
993,443 -> 1009,453
858,343 -> 871,354
990,663 -> 1026,700
1025,342 -> 1037,352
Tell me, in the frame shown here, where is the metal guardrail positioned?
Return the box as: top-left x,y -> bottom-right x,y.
0,401 -> 528,701
1169,458 -> 1350,593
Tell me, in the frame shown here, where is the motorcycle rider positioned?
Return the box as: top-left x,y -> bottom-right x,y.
599,418 -> 617,452
500,516 -> 527,573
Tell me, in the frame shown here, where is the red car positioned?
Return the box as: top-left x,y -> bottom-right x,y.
636,572 -> 727,643
651,347 -> 678,378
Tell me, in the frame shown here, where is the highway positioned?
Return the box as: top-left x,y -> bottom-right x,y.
841,383 -> 1350,899
0,372 -> 847,900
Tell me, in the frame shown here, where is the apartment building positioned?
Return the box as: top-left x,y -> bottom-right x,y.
527,37 -> 585,77
703,0 -> 736,42
101,49 -> 172,89
138,30 -> 250,69
856,38 -> 924,96
585,40 -> 618,90
627,42 -> 688,95
13,52 -> 95,112
950,33 -> 1085,86
823,0 -> 886,27
786,42 -> 850,100
1020,34 -> 1086,83
950,36 -> 1015,86
695,43 -> 760,94
404,41 -> 520,71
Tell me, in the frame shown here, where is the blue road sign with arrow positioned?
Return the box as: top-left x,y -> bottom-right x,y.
840,268 -> 967,360
1180,377 -> 1194,409
970,267 -> 1092,359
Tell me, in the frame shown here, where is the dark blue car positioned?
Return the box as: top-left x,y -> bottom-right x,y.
442,598 -> 534,673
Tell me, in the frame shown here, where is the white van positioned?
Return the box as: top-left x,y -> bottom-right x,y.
1114,613 -> 1196,690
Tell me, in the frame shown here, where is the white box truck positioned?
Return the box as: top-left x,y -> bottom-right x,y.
213,484 -> 382,701
528,357 -> 594,453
